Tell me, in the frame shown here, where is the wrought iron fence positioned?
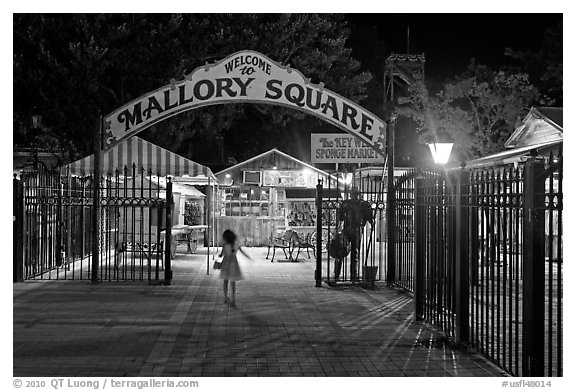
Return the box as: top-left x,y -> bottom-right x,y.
14,164 -> 172,283
392,169 -> 416,291
98,165 -> 169,282
414,170 -> 457,336
410,149 -> 562,377
467,166 -> 524,376
542,152 -> 563,377
16,167 -> 93,280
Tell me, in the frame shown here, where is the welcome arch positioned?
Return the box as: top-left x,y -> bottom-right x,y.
104,50 -> 387,155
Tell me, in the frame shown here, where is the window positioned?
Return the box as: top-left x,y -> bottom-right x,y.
220,188 -> 269,217
243,171 -> 262,185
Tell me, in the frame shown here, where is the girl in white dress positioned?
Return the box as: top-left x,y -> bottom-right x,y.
219,230 -> 251,307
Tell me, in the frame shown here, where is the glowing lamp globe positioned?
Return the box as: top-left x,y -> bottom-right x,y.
428,142 -> 454,165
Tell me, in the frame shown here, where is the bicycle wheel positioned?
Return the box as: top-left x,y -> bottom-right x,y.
310,228 -> 332,256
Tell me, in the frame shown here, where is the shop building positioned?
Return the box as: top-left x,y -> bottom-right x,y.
214,148 -> 337,246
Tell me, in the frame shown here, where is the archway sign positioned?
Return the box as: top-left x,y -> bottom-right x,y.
104,50 -> 387,155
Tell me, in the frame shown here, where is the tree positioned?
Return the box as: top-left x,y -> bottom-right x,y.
13,14 -> 372,162
396,62 -> 540,161
505,20 -> 562,106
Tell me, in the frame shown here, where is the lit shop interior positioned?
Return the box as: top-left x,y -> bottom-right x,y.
214,149 -> 337,246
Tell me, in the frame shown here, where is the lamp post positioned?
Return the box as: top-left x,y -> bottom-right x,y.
427,142 -> 454,165
30,109 -> 43,169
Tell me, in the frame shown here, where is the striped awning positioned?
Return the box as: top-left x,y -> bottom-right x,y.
66,136 -> 216,181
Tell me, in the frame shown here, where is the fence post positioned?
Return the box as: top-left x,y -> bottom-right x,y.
435,174 -> 444,314
315,179 -> 323,287
522,159 -> 545,376
91,116 -> 102,284
469,175 -> 479,287
455,169 -> 470,344
414,173 -> 425,320
386,118 -> 396,285
206,177 -> 211,276
164,178 -> 173,285
13,175 -> 24,282
56,177 -> 63,267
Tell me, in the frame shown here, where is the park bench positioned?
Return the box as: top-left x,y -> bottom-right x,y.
266,229 -> 298,262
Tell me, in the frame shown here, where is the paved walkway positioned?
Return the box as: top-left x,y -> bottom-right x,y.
13,247 -> 508,377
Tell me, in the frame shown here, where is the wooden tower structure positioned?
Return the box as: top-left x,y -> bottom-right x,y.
384,53 -> 426,104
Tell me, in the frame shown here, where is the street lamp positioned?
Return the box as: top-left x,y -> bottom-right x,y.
427,142 -> 454,165
338,171 -> 353,198
30,108 -> 43,169
342,172 -> 353,185
31,112 -> 42,130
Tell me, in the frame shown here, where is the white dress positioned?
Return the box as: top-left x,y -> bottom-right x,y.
219,242 -> 243,281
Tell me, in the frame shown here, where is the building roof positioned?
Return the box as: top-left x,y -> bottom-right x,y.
504,107 -> 563,149
146,176 -> 206,198
459,139 -> 562,170
215,148 -> 338,182
65,136 -> 216,182
355,166 -> 412,178
450,107 -> 563,170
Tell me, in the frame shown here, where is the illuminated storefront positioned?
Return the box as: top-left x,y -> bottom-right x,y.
214,149 -> 337,246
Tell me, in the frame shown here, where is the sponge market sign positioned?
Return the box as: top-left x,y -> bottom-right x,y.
311,133 -> 385,164
104,50 -> 386,155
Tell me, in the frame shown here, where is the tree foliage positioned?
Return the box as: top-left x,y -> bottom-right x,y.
396,62 -> 540,160
13,14 -> 372,161
505,20 -> 562,106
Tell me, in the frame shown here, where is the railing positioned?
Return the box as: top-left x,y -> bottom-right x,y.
414,170 -> 457,336
16,168 -> 94,281
467,166 -> 524,376
13,164 -> 172,283
541,152 -> 563,377
393,169 -> 416,291
408,150 -> 562,377
98,165 -> 168,282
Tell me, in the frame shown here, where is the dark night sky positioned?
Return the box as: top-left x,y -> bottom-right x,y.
338,13 -> 563,166
216,13 -> 562,166
346,13 -> 562,81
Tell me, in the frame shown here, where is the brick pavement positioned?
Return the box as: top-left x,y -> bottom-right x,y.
13,247 -> 508,377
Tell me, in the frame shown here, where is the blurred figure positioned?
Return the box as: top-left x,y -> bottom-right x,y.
218,229 -> 252,307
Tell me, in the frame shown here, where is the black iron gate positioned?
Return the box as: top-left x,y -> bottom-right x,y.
392,169 -> 417,291
317,169 -> 386,285
541,152 -> 562,377
412,152 -> 562,377
14,165 -> 172,283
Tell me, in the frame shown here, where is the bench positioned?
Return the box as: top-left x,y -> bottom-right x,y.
293,232 -> 316,261
266,229 -> 298,262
